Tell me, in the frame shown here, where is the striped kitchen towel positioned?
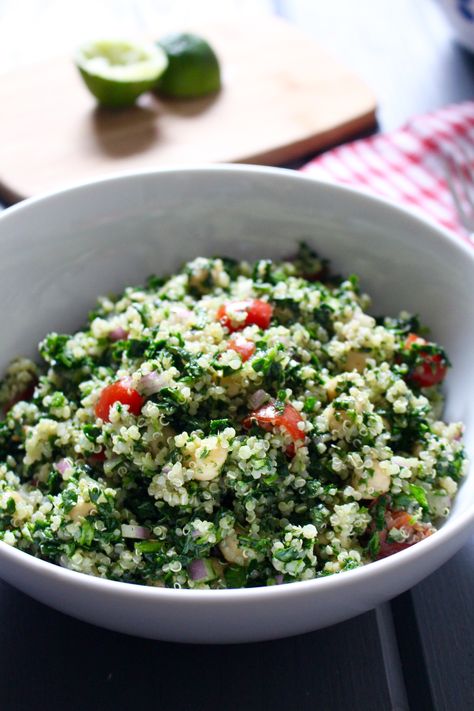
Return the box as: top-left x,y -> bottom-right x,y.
301,101 -> 474,243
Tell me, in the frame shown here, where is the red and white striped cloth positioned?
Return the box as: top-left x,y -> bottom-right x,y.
301,101 -> 474,245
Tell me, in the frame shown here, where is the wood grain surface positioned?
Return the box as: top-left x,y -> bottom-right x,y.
0,16 -> 375,202
0,581 -> 391,711
410,549 -> 474,711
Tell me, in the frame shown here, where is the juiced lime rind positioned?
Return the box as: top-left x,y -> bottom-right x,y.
77,67 -> 158,108
157,32 -> 221,99
76,39 -> 168,108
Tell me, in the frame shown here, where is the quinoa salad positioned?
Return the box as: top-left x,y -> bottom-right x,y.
0,244 -> 467,589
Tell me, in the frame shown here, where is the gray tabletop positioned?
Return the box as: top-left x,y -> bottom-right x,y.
1,2 -> 473,710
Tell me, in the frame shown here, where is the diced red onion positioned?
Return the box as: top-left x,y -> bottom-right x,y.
188,559 -> 209,581
109,326 -> 129,342
139,372 -> 168,396
121,524 -> 151,539
248,389 -> 268,410
55,458 -> 73,476
172,306 -> 192,320
275,574 -> 284,585
118,375 -> 134,390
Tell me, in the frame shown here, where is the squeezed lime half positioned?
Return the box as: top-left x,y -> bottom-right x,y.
157,33 -> 221,99
76,39 -> 168,108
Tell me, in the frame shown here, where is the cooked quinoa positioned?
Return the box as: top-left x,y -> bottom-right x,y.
0,244 -> 467,588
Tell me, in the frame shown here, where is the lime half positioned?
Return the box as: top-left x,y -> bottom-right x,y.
76,39 -> 168,108
157,33 -> 221,99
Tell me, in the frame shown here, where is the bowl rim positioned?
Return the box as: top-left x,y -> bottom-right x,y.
0,162 -> 473,603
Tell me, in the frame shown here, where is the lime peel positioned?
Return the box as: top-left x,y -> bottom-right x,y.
76,39 -> 168,108
157,32 -> 221,99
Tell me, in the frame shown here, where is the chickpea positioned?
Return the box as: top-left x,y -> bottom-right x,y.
69,501 -> 96,521
343,350 -> 370,373
353,460 -> 391,499
191,437 -> 228,481
219,532 -> 247,567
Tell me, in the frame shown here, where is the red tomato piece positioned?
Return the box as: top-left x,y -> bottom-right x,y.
217,299 -> 273,332
411,356 -> 447,388
387,510 -> 413,529
89,450 -> 107,462
404,333 -> 423,348
377,532 -> 411,558
246,402 -> 281,427
228,335 -> 256,362
403,333 -> 447,388
377,508 -> 432,559
277,403 -> 306,441
245,402 -> 305,442
95,379 -> 144,422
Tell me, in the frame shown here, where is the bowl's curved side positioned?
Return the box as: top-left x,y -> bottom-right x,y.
0,509 -> 471,643
0,165 -> 473,643
437,0 -> 474,53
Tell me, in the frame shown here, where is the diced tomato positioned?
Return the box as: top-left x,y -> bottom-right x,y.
378,532 -> 411,558
387,510 -> 413,529
376,507 -> 432,560
277,403 -> 306,441
89,450 -> 106,462
244,401 -> 305,443
217,299 -> 273,332
403,333 -> 447,388
95,379 -> 144,422
228,335 -> 256,362
411,355 -> 447,388
404,333 -> 422,348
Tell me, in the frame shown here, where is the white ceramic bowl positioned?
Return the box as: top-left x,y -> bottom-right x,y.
0,165 -> 473,644
436,0 -> 474,52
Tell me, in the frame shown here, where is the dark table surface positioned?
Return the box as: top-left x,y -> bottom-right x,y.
1,2 -> 474,710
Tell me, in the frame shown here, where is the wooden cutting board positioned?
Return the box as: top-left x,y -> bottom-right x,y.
0,17 -> 376,202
